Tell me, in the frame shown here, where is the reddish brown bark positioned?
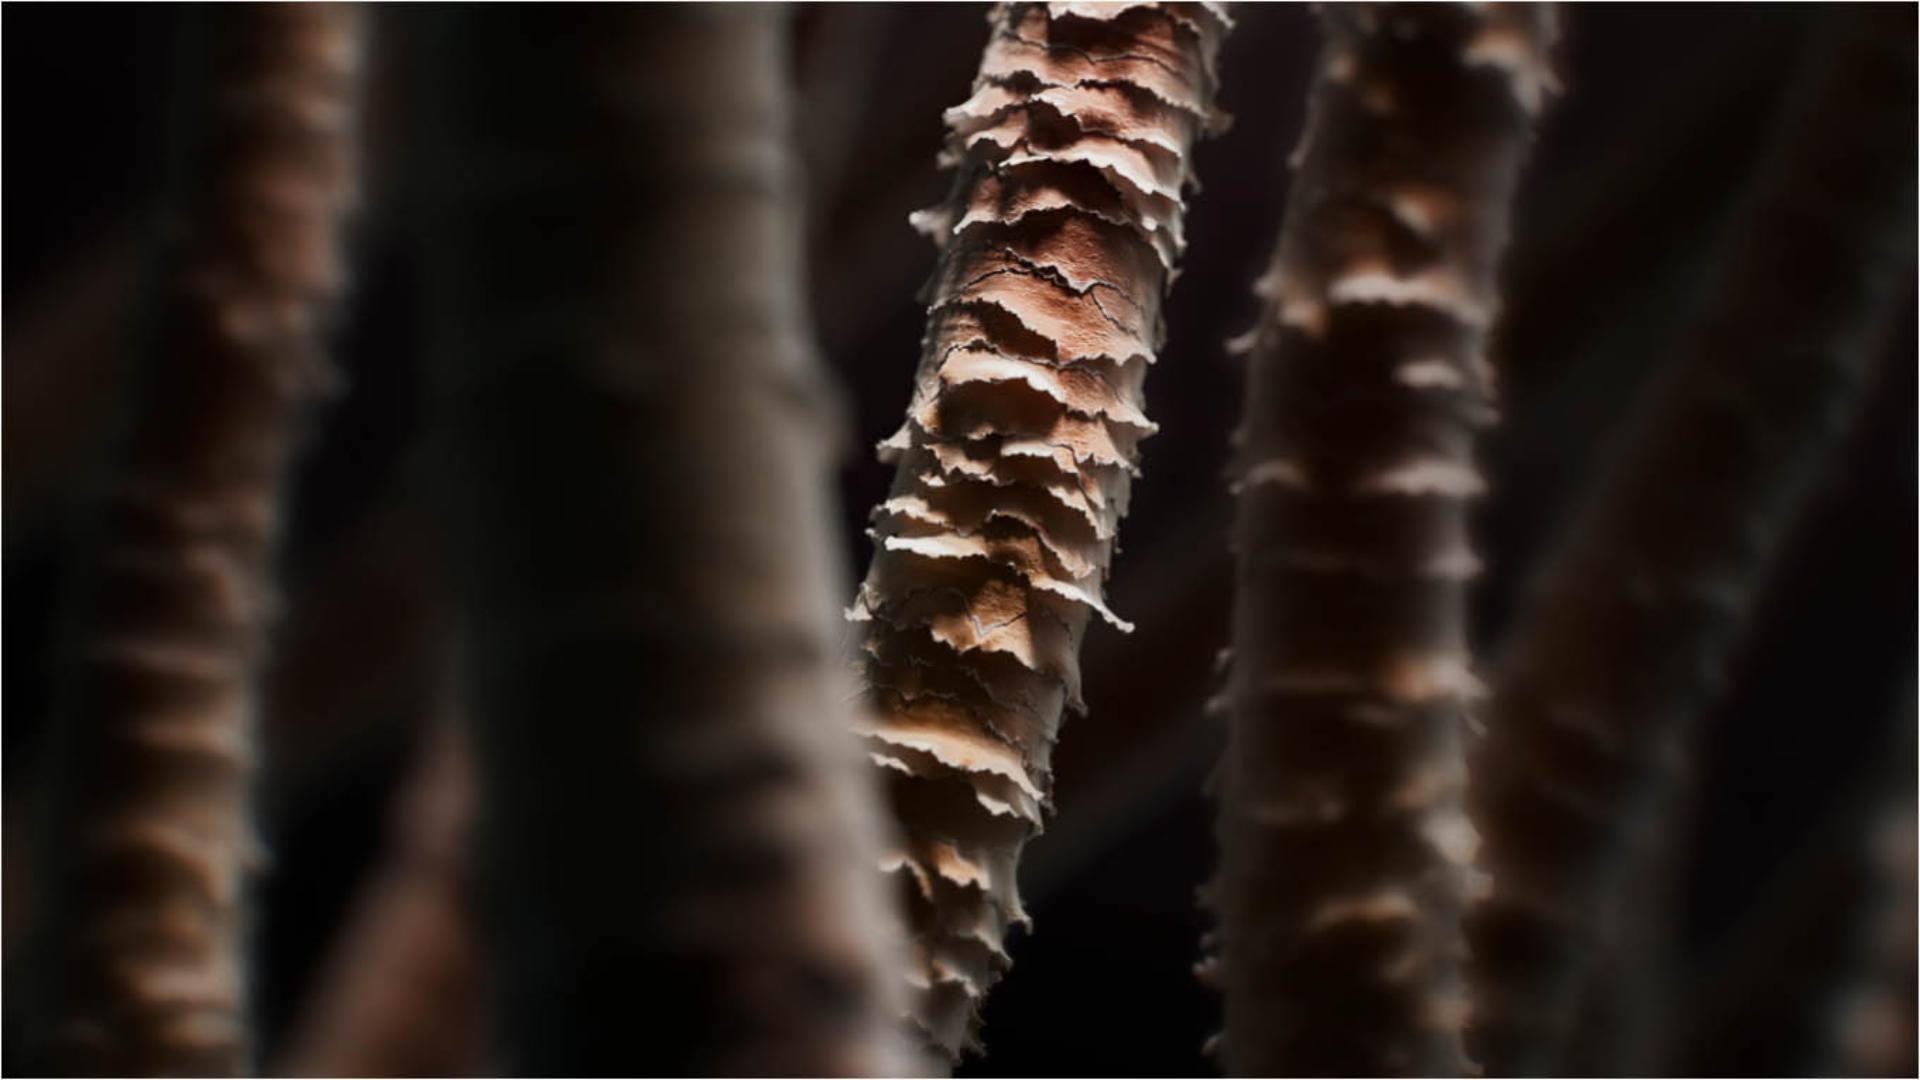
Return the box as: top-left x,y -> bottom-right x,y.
25,7 -> 365,1074
849,2 -> 1230,1057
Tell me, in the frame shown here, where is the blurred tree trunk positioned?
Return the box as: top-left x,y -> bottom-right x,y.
23,6 -> 365,1074
1209,5 -> 1553,1075
1824,714 -> 1917,1079
848,1 -> 1229,1058
1467,6 -> 1917,1074
276,702 -> 482,1077
419,6 -> 914,1074
1658,680 -> 1915,1076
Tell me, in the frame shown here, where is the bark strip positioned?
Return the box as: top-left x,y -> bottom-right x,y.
1207,6 -> 1553,1075
421,6 -> 914,1075
25,7 -> 366,1074
849,2 -> 1230,1058
1467,8 -> 1918,1073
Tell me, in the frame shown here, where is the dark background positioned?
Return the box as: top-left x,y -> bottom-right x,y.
5,4 -> 1914,1075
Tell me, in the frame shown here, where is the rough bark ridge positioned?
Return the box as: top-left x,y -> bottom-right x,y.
26,6 -> 365,1074
1467,8 -> 1916,1074
1205,6 -> 1553,1075
422,7 -> 914,1075
849,1 -> 1229,1057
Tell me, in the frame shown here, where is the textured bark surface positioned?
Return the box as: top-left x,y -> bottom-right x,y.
24,7 -> 365,1074
421,6 -> 914,1075
1467,8 -> 1917,1075
849,1 -> 1229,1058
1206,5 -> 1553,1076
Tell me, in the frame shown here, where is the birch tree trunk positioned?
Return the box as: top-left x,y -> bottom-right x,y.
1208,5 -> 1553,1075
420,6 -> 914,1074
25,7 -> 365,1074
848,1 -> 1230,1058
1467,7 -> 1917,1074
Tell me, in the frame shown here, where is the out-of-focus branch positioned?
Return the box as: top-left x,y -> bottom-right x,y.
1467,8 -> 1917,1074
0,228 -> 141,539
1825,743 -> 1918,1079
1663,680 -> 1916,1076
794,4 -> 893,253
24,7 -> 366,1074
421,7 -> 915,1074
275,713 -> 482,1077
1207,5 -> 1554,1075
257,463 -> 438,811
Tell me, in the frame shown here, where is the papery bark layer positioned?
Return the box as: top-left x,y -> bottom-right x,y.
852,1 -> 1230,1057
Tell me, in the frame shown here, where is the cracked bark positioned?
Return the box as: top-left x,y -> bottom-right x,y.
1206,5 -> 1553,1075
421,6 -> 914,1075
1467,7 -> 1918,1075
23,6 -> 366,1075
849,2 -> 1230,1058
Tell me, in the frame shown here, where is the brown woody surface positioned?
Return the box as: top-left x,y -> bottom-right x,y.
1468,7 -> 1918,1073
850,1 -> 1230,1058
423,6 -> 915,1075
24,6 -> 365,1074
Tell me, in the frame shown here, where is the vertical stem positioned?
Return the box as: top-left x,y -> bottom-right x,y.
1468,7 -> 1916,1073
27,7 -> 365,1074
1210,5 -> 1552,1074
849,1 -> 1229,1058
421,6 -> 913,1074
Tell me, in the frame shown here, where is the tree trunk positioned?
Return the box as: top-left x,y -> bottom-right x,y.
1209,5 -> 1553,1075
849,1 -> 1230,1058
1467,7 -> 1917,1074
25,6 -> 365,1074
419,6 -> 914,1074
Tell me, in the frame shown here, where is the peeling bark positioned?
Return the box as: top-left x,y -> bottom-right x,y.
23,7 -> 366,1074
1207,6 -> 1553,1075
421,7 -> 914,1075
1467,8 -> 1917,1075
850,2 -> 1230,1058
